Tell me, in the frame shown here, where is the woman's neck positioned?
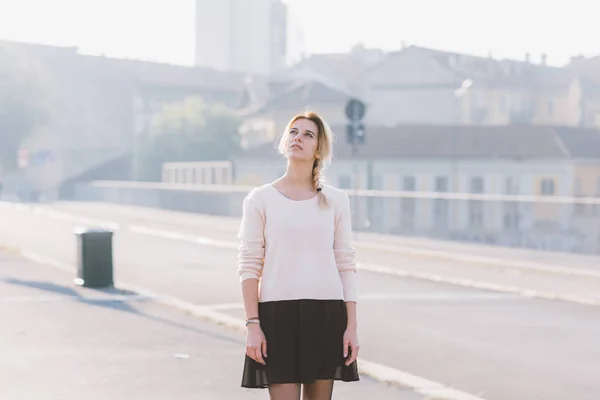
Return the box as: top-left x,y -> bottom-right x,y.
283,160 -> 314,188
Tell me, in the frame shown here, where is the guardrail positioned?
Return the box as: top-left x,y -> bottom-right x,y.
72,180 -> 600,255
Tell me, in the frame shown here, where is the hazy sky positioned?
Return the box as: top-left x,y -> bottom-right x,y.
0,0 -> 597,67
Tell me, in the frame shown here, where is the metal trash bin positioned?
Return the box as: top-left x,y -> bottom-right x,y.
74,228 -> 114,288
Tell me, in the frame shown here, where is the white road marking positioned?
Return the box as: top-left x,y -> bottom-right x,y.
129,225 -> 237,249
1,294 -> 153,303
20,251 -> 75,273
202,302 -> 245,310
358,360 -> 488,400
16,251 -> 489,400
358,263 -> 600,307
3,205 -> 598,308
359,292 -> 527,301
127,225 -> 600,308
355,241 -> 600,279
192,292 -> 527,311
0,202 -> 120,231
4,203 -> 599,279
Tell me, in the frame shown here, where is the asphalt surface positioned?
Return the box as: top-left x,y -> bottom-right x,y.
1,201 -> 600,400
0,251 -> 415,400
35,201 -> 600,272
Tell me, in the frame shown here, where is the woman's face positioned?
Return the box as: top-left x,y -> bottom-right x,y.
285,118 -> 319,162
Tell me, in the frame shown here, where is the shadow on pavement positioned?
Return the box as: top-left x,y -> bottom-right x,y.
2,277 -> 242,346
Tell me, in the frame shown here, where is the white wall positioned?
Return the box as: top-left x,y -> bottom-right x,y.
195,0 -> 286,75
195,0 -> 232,71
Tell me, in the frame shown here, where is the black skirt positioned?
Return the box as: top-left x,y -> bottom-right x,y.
241,299 -> 360,388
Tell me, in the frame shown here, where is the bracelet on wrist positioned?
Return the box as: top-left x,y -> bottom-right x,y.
245,319 -> 260,327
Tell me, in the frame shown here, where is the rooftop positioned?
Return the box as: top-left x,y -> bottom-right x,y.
236,124 -> 600,160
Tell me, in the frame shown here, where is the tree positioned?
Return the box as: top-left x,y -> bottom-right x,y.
0,44 -> 47,172
135,96 -> 241,181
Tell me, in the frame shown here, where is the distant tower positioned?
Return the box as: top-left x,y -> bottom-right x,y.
194,0 -> 288,75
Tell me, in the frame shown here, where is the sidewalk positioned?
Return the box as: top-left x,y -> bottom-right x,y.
0,250 -> 419,400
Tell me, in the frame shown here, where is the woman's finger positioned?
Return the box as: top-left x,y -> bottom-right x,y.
254,346 -> 266,365
346,343 -> 359,365
343,339 -> 350,358
262,340 -> 268,359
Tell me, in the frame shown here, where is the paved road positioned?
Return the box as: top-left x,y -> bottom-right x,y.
0,251 -> 413,400
1,202 -> 600,400
7,202 -> 600,303
34,201 -> 600,272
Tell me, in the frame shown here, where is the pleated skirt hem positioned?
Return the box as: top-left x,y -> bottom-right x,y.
240,299 -> 360,389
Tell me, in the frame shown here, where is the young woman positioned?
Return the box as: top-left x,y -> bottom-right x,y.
237,111 -> 360,400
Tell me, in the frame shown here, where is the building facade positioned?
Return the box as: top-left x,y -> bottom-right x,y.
227,125 -> 600,254
235,45 -> 600,146
0,40 -> 250,200
195,0 -> 288,75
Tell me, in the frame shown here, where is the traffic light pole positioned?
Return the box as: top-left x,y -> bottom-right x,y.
351,139 -> 359,230
345,98 -> 367,231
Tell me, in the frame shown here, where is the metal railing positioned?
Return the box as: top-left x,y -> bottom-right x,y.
72,180 -> 600,255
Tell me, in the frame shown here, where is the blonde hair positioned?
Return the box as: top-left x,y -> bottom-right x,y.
278,111 -> 333,208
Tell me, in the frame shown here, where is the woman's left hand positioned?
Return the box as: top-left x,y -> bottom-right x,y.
343,327 -> 360,366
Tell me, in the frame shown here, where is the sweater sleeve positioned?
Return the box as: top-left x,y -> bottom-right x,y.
333,191 -> 358,302
237,192 -> 266,282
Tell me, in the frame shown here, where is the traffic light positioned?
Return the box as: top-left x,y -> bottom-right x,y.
346,122 -> 366,145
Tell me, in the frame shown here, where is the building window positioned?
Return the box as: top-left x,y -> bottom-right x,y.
540,179 -> 555,196
503,176 -> 519,229
339,176 -> 352,189
574,178 -> 586,214
499,94 -> 508,114
574,178 -> 583,196
403,176 -> 416,191
434,199 -> 449,229
435,176 -> 449,192
469,201 -> 484,229
372,176 -> 383,190
468,176 -> 484,229
470,177 -> 484,193
505,177 -> 519,194
503,210 -> 519,230
400,199 -> 415,229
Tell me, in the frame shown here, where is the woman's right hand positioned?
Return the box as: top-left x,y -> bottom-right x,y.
246,324 -> 267,365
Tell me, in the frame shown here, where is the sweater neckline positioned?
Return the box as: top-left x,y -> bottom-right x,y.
268,184 -> 319,202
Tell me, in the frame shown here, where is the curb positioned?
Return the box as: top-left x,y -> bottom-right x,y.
12,248 -> 489,400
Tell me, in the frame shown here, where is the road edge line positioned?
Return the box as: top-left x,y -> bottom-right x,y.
15,249 -> 489,400
129,225 -> 600,308
5,203 -> 598,279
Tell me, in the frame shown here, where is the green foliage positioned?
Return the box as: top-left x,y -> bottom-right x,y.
135,96 -> 241,181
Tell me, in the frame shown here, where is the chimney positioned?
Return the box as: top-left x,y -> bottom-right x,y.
541,53 -> 547,65
525,53 -> 530,63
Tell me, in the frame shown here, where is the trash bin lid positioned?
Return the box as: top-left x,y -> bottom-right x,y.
73,227 -> 114,235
